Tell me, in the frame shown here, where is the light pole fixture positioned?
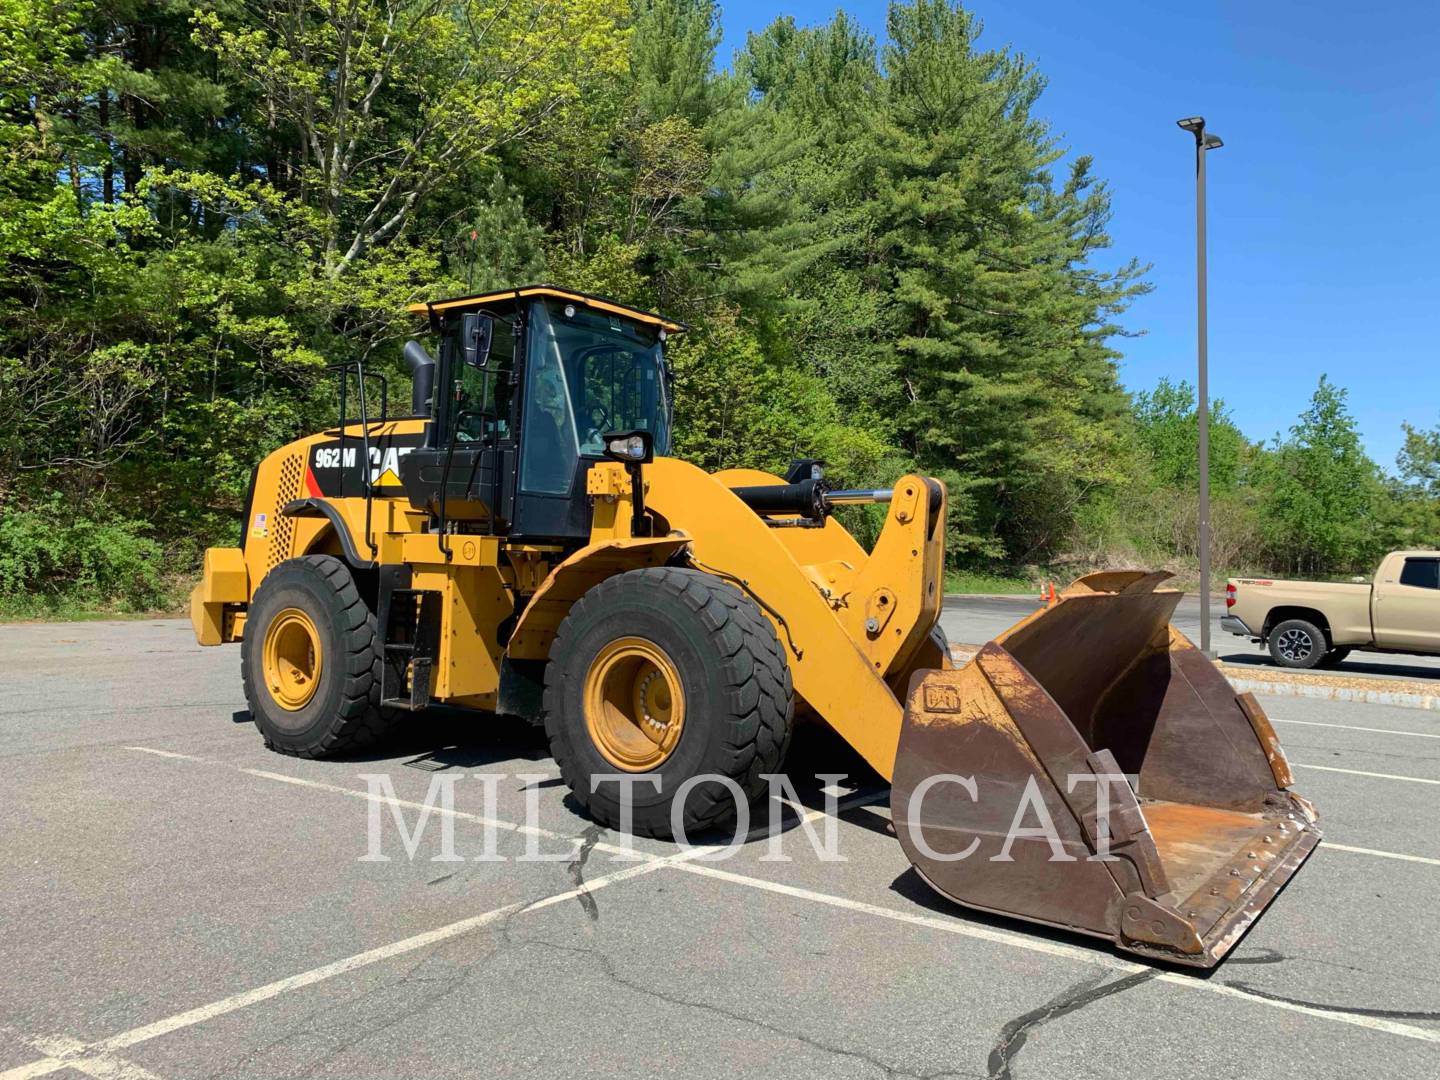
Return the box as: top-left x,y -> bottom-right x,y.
1177,116 -> 1223,655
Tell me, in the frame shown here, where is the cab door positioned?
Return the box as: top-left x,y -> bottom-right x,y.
400,311 -> 519,529
1374,555 -> 1440,652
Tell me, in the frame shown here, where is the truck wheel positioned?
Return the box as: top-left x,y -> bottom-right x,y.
543,566 -> 794,839
1268,618 -> 1326,670
1318,646 -> 1352,668
242,555 -> 394,757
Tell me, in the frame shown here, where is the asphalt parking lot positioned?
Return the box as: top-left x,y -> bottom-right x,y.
2,615 -> 1438,1079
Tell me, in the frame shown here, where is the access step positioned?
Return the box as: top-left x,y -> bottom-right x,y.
379,586 -> 441,711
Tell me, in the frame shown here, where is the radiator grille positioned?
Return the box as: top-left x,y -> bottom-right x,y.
267,453 -> 304,570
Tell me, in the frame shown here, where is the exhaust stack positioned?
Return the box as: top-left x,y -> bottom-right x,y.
404,340 -> 436,417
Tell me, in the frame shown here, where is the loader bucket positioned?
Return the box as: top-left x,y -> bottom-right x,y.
891,571 -> 1319,967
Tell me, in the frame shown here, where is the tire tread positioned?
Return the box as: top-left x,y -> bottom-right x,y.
542,566 -> 793,838
242,555 -> 394,758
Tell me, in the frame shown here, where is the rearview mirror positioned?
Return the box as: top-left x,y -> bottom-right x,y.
602,429 -> 653,464
462,313 -> 493,369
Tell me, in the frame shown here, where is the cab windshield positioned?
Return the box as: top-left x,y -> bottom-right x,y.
520,298 -> 673,494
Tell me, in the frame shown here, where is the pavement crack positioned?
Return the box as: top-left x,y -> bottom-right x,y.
1224,981 -> 1440,1020
203,940 -> 498,1080
1247,948 -> 1440,988
987,970 -> 1157,1080
523,937 -> 939,1078
567,823 -> 605,921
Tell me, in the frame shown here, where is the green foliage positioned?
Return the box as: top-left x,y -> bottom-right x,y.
725,0 -> 1150,563
0,497 -> 173,614
1257,377 -> 1385,575
632,0 -> 720,123
1132,378 -> 1248,491
1074,373 -> 1438,582
1397,420 -> 1440,498
1385,420 -> 1440,549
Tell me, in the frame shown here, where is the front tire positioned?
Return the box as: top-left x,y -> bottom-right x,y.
543,566 -> 793,839
242,555 -> 394,757
1318,646 -> 1352,668
1268,618 -> 1326,670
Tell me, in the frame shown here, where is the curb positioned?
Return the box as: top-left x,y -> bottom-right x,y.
946,646 -> 1440,713
1215,666 -> 1440,712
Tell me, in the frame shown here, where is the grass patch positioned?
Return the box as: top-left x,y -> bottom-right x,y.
0,598 -> 187,623
944,569 -> 1037,595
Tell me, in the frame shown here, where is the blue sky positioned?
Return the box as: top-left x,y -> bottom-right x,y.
717,0 -> 1440,469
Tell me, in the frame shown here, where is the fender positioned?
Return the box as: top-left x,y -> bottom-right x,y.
281,498 -> 375,569
507,536 -> 691,661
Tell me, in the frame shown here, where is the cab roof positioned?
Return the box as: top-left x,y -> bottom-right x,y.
407,284 -> 686,334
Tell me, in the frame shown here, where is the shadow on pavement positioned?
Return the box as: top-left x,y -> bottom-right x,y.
1217,652 -> 1440,682
886,865 -> 1262,978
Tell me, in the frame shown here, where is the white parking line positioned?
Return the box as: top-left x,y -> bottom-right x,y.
1271,717 -> 1440,739
0,858 -> 674,1080
126,747 -> 635,860
123,746 -> 884,860
13,1035 -> 167,1080
664,861 -> 1440,1045
1291,762 -> 1440,785
1323,842 -> 1440,866
123,747 -> 195,760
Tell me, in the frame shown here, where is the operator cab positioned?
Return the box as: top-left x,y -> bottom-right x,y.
400,286 -> 682,543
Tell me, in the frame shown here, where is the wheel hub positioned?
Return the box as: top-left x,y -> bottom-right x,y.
584,637 -> 685,771
263,607 -> 323,710
1277,628 -> 1313,662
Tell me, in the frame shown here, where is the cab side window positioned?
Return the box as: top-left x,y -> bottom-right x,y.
450,318 -> 515,443
1399,558 -> 1439,590
520,317 -> 579,494
576,345 -> 662,455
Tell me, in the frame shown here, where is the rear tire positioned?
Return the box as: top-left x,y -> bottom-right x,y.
242,555 -> 394,757
1268,618 -> 1326,670
543,566 -> 793,839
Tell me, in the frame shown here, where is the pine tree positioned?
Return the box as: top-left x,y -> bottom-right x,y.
869,0 -> 1146,559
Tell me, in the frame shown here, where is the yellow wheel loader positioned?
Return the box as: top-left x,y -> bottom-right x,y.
191,285 -> 1319,967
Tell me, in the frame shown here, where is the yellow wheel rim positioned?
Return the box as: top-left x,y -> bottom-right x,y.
583,637 -> 685,772
263,607 -> 324,711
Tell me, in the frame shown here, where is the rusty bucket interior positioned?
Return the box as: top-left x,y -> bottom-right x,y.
891,571 -> 1320,967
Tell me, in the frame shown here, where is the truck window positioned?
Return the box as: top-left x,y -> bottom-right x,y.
1399,558 -> 1439,590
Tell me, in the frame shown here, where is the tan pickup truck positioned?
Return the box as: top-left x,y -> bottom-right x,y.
1225,550 -> 1440,668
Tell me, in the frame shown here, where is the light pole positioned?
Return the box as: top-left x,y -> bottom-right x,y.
1177,116 -> 1223,655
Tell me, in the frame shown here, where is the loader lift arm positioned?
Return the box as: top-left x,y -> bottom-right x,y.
524,456 -> 948,780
